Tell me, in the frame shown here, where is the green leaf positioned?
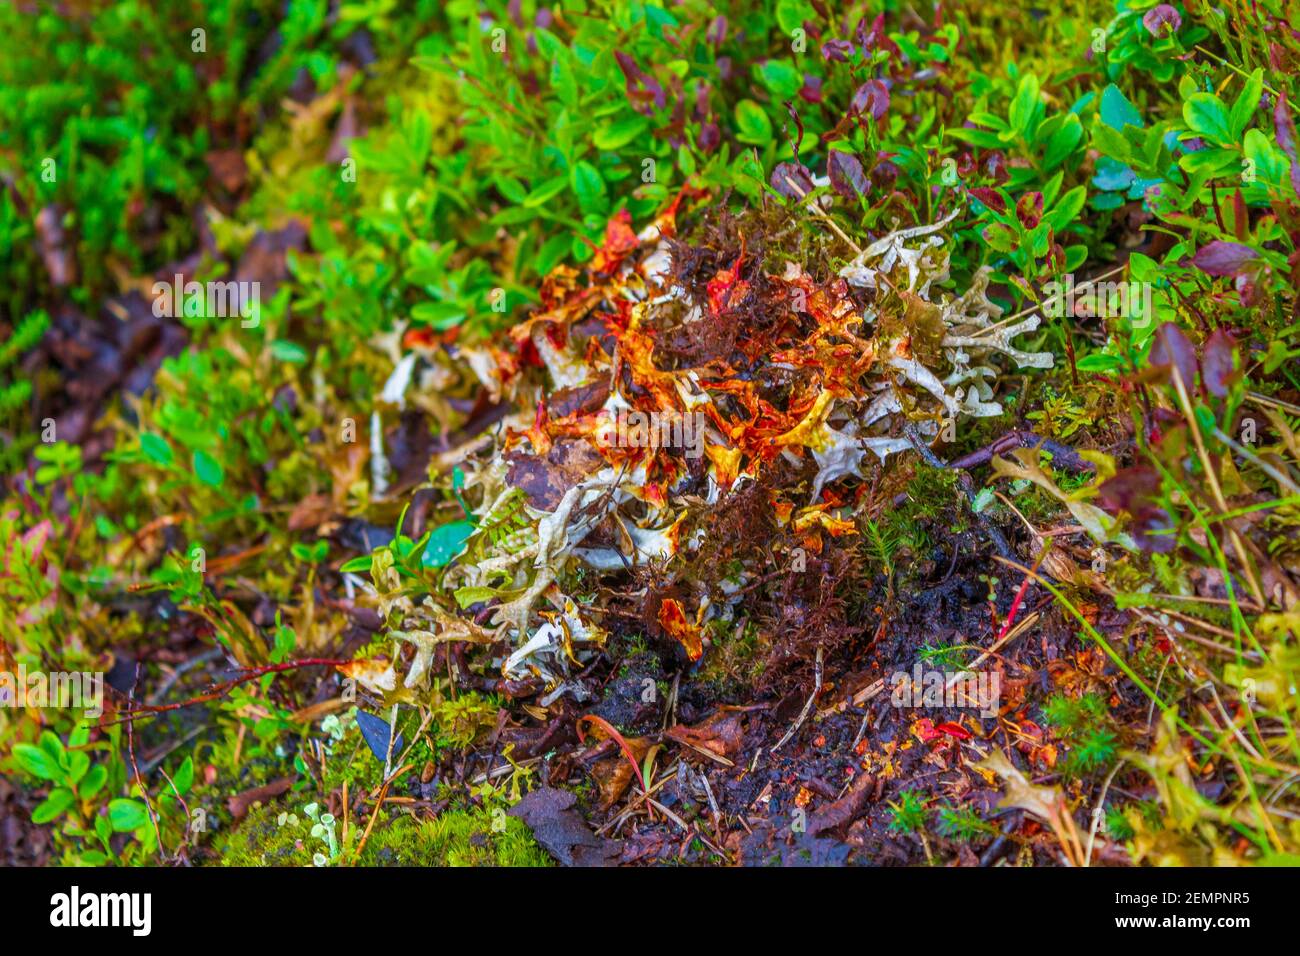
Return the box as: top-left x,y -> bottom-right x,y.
95,812 -> 112,846
1183,93 -> 1232,144
493,175 -> 527,204
1091,122 -> 1134,165
523,175 -> 570,207
1008,74 -> 1040,137
1043,114 -> 1083,169
421,520 -> 476,568
1076,352 -> 1124,373
1046,186 -> 1087,231
1244,129 -> 1289,188
734,100 -> 773,145
192,450 -> 224,488
339,555 -> 373,573
592,116 -> 649,150
982,223 -> 1018,253
453,585 -> 499,609
140,433 -> 173,466
108,798 -> 150,833
31,788 -> 75,825
1229,69 -> 1263,142
13,743 -> 62,781
1100,85 -> 1143,131
570,161 -> 606,214
759,61 -> 803,100
968,112 -> 1008,131
775,0 -> 816,34
411,301 -> 466,329
78,764 -> 108,799
270,340 -> 309,364
67,750 -> 89,783
173,756 -> 194,795
946,127 -> 1005,149
39,730 -> 66,764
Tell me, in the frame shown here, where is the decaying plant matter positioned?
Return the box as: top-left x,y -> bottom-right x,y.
377,193 -> 1053,697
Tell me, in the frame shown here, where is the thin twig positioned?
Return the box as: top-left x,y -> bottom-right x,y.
771,645 -> 823,753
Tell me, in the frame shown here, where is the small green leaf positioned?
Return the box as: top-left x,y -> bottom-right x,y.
1008,74 -> 1040,137
140,433 -> 173,466
592,116 -> 649,150
775,0 -> 816,34
67,750 -> 90,783
453,585 -> 499,609
13,743 -> 61,781
31,788 -> 76,825
1046,186 -> 1087,232
734,100 -> 773,145
339,555 -> 373,573
1076,352 -> 1124,373
421,520 -> 476,568
570,161 -> 606,213
411,301 -> 466,329
270,340 -> 309,364
1184,93 -> 1232,144
108,798 -> 150,833
523,175 -> 570,207
1043,114 -> 1083,169
79,764 -> 108,799
192,450 -> 224,487
173,756 -> 194,795
759,61 -> 802,100
1229,69 -> 1263,142
1100,84 -> 1144,131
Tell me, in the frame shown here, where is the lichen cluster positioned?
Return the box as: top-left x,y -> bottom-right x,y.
375,196 -> 1053,693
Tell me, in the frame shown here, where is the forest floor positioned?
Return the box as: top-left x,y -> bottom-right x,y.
2,1 -> 1299,868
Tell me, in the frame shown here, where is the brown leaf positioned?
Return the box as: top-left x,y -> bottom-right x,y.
288,493 -> 335,532
507,786 -> 621,866
226,777 -> 294,821
665,710 -> 744,765
206,149 -> 248,194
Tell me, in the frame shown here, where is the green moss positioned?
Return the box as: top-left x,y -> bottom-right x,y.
213,799 -> 550,867
212,801 -> 318,867
357,808 -> 551,867
697,618 -> 767,693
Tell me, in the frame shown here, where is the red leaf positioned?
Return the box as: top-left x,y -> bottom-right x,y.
1191,240 -> 1258,277
1149,322 -> 1198,389
1142,5 -> 1181,37
1201,329 -> 1238,398
969,187 -> 1006,214
851,80 -> 890,122
1276,94 -> 1298,159
771,161 -> 814,201
1275,95 -> 1300,198
1015,191 -> 1043,229
828,149 -> 868,200
934,721 -> 972,740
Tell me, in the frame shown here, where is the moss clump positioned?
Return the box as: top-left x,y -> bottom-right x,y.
358,809 -> 551,867
212,802 -> 318,867
212,799 -> 550,867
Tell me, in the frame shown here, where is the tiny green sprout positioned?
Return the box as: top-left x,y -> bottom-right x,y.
290,539 -> 330,564
33,441 -> 83,484
887,790 -> 927,833
935,804 -> 993,842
